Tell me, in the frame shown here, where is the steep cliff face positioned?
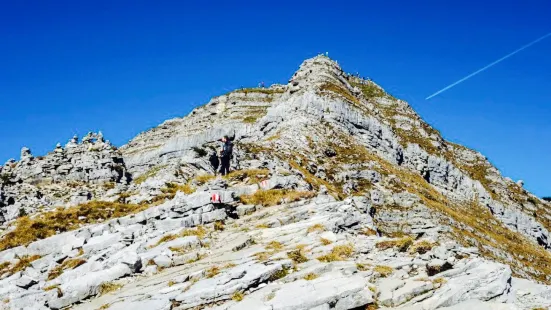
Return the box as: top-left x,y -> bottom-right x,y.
1,56 -> 551,310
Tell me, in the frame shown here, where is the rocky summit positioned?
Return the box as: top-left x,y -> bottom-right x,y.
1,55 -> 551,310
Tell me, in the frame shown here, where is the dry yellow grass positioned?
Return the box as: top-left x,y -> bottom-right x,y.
214,221 -> 225,231
287,249 -> 308,264
0,201 -> 149,251
238,118 -> 551,283
319,83 -> 360,105
268,266 -> 289,281
288,160 -> 341,199
254,251 -> 272,262
374,265 -> 393,277
409,240 -> 435,254
432,277 -> 447,288
43,285 -> 63,297
231,291 -> 245,302
99,282 -> 122,296
351,81 -> 388,100
224,169 -> 270,184
307,224 -> 326,233
168,246 -> 188,254
0,255 -> 41,277
195,174 -> 215,185
266,241 -> 284,251
240,189 -> 315,206
180,226 -> 207,239
303,273 -> 318,281
134,165 -> 165,185
366,303 -> 380,310
47,258 -> 87,280
356,263 -> 370,271
161,183 -> 196,198
206,266 -> 220,278
320,238 -> 332,245
317,244 -> 354,262
359,227 -> 377,236
375,236 -> 413,252
150,234 -> 178,248
43,285 -> 60,291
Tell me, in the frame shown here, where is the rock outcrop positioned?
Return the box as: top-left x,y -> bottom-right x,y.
1,55 -> 551,310
0,132 -> 127,223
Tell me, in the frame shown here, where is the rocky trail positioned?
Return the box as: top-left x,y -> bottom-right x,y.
1,55 -> 551,309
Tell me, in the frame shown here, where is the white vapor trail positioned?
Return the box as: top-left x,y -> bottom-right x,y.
426,31 -> 551,100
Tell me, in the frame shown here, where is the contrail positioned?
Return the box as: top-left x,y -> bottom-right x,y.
426,31 -> 551,100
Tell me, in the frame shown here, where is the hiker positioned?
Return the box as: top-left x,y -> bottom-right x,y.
218,135 -> 233,176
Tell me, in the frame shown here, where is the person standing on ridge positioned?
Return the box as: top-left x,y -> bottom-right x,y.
219,135 -> 233,176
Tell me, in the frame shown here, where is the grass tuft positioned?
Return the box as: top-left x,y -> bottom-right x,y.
254,251 -> 272,262
359,227 -> 377,236
268,266 -> 289,282
180,226 -> 207,239
375,236 -> 413,252
0,201 -> 149,251
134,165 -> 165,185
303,273 -> 318,280
287,249 -> 308,264
317,244 -> 354,262
214,221 -> 225,231
240,189 -> 315,206
195,174 -> 215,185
206,265 -> 220,278
232,291 -> 245,302
224,169 -> 270,184
266,241 -> 284,251
150,234 -> 178,248
0,255 -> 41,278
161,182 -> 196,198
409,240 -> 435,254
320,238 -> 332,245
319,83 -> 360,105
307,224 -> 326,233
99,282 -> 123,296
374,265 -> 393,277
47,258 -> 87,280
356,263 -> 370,271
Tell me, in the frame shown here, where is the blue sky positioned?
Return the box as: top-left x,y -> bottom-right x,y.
1,1 -> 550,196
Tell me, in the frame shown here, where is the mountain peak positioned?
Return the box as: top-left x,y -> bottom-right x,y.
2,56 -> 551,310
289,54 -> 347,92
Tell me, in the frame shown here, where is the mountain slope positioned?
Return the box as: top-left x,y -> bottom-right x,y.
1,55 -> 551,310
122,55 -> 551,281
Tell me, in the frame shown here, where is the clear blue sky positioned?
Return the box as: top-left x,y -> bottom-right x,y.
1,1 -> 550,196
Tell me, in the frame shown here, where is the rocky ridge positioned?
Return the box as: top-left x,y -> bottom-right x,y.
0,132 -> 127,223
1,55 -> 551,310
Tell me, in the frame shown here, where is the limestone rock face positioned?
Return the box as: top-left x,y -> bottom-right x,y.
0,132 -> 127,222
1,55 -> 551,310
